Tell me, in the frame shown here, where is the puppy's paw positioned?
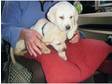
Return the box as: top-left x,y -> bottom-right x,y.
61,56 -> 67,61
42,47 -> 51,54
59,52 -> 67,61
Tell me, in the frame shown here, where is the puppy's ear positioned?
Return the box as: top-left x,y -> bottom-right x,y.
47,5 -> 56,23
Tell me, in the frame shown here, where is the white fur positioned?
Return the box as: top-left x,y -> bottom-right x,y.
47,2 -> 78,39
11,2 -> 79,64
11,19 -> 67,64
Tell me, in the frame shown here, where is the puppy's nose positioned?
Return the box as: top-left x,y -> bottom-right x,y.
66,25 -> 70,30
62,48 -> 66,51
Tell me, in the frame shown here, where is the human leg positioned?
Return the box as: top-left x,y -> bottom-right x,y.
66,39 -> 112,82
25,39 -> 111,83
16,57 -> 46,83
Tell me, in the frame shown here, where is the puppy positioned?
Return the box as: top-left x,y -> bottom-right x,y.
47,2 -> 78,40
11,19 -> 67,64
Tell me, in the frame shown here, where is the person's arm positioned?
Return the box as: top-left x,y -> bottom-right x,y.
1,1 -> 50,57
2,1 -> 24,48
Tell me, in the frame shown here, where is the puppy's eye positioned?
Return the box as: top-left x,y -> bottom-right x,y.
59,16 -> 64,20
70,16 -> 73,19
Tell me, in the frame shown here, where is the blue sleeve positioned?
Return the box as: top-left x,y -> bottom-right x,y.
80,31 -> 85,38
2,1 -> 26,48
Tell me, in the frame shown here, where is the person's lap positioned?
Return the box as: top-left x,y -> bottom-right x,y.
25,39 -> 111,82
66,39 -> 111,82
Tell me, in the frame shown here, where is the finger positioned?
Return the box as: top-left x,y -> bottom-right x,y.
34,31 -> 43,39
25,42 -> 33,56
31,29 -> 42,39
28,42 -> 37,57
34,39 -> 47,50
34,39 -> 50,54
40,43 -> 48,50
30,41 -> 42,55
26,44 -> 33,56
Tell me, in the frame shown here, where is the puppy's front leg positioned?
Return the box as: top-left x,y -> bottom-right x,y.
67,24 -> 78,39
58,51 -> 67,61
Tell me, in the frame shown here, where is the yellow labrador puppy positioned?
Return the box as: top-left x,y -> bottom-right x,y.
11,19 -> 67,64
47,2 -> 78,39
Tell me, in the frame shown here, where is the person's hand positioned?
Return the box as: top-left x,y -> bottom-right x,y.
69,31 -> 80,44
20,28 -> 51,57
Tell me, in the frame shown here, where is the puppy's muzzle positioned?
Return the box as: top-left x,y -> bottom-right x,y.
66,25 -> 71,30
62,48 -> 66,52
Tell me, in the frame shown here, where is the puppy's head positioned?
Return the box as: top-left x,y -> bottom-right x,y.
47,2 -> 78,32
42,22 -> 67,52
